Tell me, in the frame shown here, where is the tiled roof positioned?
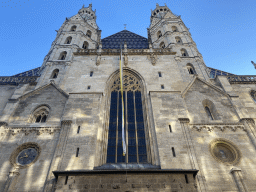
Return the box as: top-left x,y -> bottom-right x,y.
12,67 -> 41,77
207,67 -> 235,78
101,30 -> 149,49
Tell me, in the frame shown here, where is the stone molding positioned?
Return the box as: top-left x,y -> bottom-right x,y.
1,127 -> 61,136
74,48 -> 176,56
0,122 -> 8,127
191,123 -> 245,132
240,118 -> 255,124
178,118 -> 190,123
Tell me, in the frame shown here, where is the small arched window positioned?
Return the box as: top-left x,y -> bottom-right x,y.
202,99 -> 217,120
205,106 -> 214,120
160,42 -> 165,49
157,31 -> 162,38
70,26 -> 77,31
250,90 -> 256,103
64,36 -> 72,44
186,63 -> 196,75
175,37 -> 182,44
82,41 -> 89,49
59,51 -> 67,60
172,26 -> 178,32
51,69 -> 59,79
31,106 -> 50,123
86,30 -> 92,38
181,49 -> 188,57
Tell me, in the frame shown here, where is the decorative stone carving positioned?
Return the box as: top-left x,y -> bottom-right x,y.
0,127 -> 61,136
9,142 -> 41,169
209,138 -> 241,165
192,124 -> 245,132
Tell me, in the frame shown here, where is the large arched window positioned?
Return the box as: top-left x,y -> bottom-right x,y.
202,99 -> 217,120
107,72 -> 147,164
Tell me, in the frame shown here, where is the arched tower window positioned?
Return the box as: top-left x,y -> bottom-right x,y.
107,72 -> 148,164
160,42 -> 165,49
186,63 -> 196,75
65,36 -> 72,44
205,106 -> 214,120
181,49 -> 188,57
59,51 -> 67,60
70,25 -> 77,31
82,41 -> 89,49
157,31 -> 162,38
86,30 -> 92,38
50,69 -> 59,79
175,37 -> 182,44
172,26 -> 178,32
31,106 -> 50,123
250,90 -> 256,103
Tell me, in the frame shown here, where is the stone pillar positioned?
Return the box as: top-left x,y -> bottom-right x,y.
230,168 -> 248,192
2,168 -> 20,192
178,118 -> 207,192
43,120 -> 72,192
241,118 -> 256,150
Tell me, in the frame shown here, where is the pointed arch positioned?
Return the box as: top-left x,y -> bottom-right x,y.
86,30 -> 92,38
64,36 -> 72,44
96,68 -> 159,167
175,36 -> 182,44
58,51 -> 67,60
181,48 -> 188,57
202,99 -> 218,120
186,63 -> 196,75
82,41 -> 89,49
172,26 -> 178,32
160,42 -> 165,48
157,31 -> 162,38
50,69 -> 59,79
70,25 -> 77,31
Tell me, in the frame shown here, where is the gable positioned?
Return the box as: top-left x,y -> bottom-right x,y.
101,30 -> 149,49
11,84 -> 68,124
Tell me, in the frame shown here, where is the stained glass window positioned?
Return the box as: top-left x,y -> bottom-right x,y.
107,73 -> 147,163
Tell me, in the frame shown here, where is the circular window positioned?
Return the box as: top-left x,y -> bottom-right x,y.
209,139 -> 241,165
10,143 -> 41,168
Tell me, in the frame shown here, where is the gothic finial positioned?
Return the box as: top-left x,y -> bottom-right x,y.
251,61 -> 256,69
82,4 -> 84,8
89,3 -> 92,9
165,3 -> 167,6
156,3 -> 159,7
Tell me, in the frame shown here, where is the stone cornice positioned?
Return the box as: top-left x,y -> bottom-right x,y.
74,48 -> 176,56
1,127 -> 61,136
191,123 -> 245,132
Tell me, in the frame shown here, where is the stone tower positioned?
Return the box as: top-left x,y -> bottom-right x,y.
0,3 -> 256,192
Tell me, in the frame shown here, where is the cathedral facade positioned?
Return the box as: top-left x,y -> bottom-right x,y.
0,3 -> 256,192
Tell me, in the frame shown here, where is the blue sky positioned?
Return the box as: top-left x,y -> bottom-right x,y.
0,0 -> 255,76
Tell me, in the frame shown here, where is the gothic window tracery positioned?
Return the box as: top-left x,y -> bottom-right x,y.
107,73 -> 147,164
31,106 -> 50,123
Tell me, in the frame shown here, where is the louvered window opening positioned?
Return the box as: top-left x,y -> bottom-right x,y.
107,74 -> 147,163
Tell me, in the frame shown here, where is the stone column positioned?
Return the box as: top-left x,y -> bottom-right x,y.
43,120 -> 72,192
178,118 -> 207,192
230,168 -> 248,192
2,168 -> 20,192
241,118 -> 256,150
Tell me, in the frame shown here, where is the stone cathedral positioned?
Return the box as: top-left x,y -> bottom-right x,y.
0,3 -> 256,192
